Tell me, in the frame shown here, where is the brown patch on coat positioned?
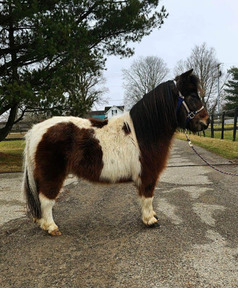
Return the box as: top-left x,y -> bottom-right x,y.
34,122 -> 104,199
122,122 -> 131,135
89,118 -> 108,128
198,110 -> 209,121
138,137 -> 173,198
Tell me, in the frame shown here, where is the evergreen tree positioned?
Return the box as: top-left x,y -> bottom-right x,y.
224,67 -> 238,110
0,0 -> 168,141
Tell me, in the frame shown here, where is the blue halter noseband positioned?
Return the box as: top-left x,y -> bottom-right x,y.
174,81 -> 205,124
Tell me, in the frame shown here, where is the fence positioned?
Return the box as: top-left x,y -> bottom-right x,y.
205,107 -> 238,141
1,108 -> 238,141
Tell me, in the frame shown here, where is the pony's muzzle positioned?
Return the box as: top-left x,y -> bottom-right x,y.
199,117 -> 210,130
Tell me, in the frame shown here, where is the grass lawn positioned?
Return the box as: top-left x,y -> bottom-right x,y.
0,140 -> 25,173
0,132 -> 237,173
6,132 -> 25,139
176,132 -> 238,160
202,125 -> 236,141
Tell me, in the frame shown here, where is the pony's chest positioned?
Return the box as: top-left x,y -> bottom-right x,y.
95,128 -> 141,183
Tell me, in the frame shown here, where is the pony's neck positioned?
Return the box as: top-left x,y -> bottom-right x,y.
130,81 -> 178,149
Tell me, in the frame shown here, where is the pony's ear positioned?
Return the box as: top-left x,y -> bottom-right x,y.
181,69 -> 193,78
175,69 -> 193,82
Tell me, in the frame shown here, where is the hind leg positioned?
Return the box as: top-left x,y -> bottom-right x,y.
34,174 -> 66,236
33,135 -> 68,235
35,193 -> 61,236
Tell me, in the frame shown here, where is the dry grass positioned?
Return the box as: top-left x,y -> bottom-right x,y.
0,140 -> 25,173
6,132 -> 25,139
176,132 -> 238,160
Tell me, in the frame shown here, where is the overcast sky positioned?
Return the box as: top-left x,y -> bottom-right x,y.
95,0 -> 238,110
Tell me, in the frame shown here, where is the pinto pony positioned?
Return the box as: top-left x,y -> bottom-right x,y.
23,69 -> 209,235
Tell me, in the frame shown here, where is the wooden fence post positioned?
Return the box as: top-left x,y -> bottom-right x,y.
221,112 -> 225,140
233,107 -> 238,141
211,114 -> 214,138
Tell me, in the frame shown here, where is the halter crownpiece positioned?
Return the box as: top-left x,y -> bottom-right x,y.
173,80 -> 205,123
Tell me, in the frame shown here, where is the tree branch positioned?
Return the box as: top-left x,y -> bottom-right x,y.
13,107 -> 27,124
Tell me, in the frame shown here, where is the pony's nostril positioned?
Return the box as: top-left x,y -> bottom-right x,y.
200,118 -> 210,130
200,121 -> 209,130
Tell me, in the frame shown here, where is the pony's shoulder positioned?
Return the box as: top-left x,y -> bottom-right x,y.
107,111 -> 129,124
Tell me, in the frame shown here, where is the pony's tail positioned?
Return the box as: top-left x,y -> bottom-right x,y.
22,132 -> 41,219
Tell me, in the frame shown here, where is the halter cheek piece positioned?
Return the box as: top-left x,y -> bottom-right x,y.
174,81 -> 205,124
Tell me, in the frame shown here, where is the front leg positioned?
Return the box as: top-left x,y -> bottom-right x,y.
138,180 -> 159,226
140,196 -> 159,226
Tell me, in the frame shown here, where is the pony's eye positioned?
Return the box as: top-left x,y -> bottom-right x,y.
191,93 -> 198,99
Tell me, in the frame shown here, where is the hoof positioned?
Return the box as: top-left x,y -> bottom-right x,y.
143,215 -> 160,227
49,229 -> 62,236
148,220 -> 160,228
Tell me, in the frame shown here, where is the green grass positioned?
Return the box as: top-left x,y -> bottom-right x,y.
202,125 -> 235,141
0,140 -> 25,173
176,132 -> 238,160
1,132 -> 238,173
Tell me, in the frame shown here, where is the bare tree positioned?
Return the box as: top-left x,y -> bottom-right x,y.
62,71 -> 108,117
174,43 -> 227,113
123,56 -> 169,109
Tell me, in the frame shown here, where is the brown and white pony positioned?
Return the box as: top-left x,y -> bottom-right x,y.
23,69 -> 209,235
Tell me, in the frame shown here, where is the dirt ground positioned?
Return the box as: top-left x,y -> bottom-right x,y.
0,140 -> 238,288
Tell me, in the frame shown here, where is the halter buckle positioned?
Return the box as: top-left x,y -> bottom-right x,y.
187,111 -> 196,120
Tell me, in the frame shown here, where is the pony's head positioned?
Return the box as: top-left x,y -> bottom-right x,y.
175,69 -> 210,132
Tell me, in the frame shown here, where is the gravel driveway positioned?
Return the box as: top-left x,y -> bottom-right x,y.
0,139 -> 238,288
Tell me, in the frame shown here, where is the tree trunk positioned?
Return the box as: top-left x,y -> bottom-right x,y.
0,3 -> 20,142
0,103 -> 18,142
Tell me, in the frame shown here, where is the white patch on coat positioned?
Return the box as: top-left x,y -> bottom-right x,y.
96,113 -> 141,184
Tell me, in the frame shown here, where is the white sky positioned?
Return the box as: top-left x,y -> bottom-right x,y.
96,0 -> 238,110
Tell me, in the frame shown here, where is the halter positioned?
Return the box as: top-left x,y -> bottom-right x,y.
174,81 -> 205,124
